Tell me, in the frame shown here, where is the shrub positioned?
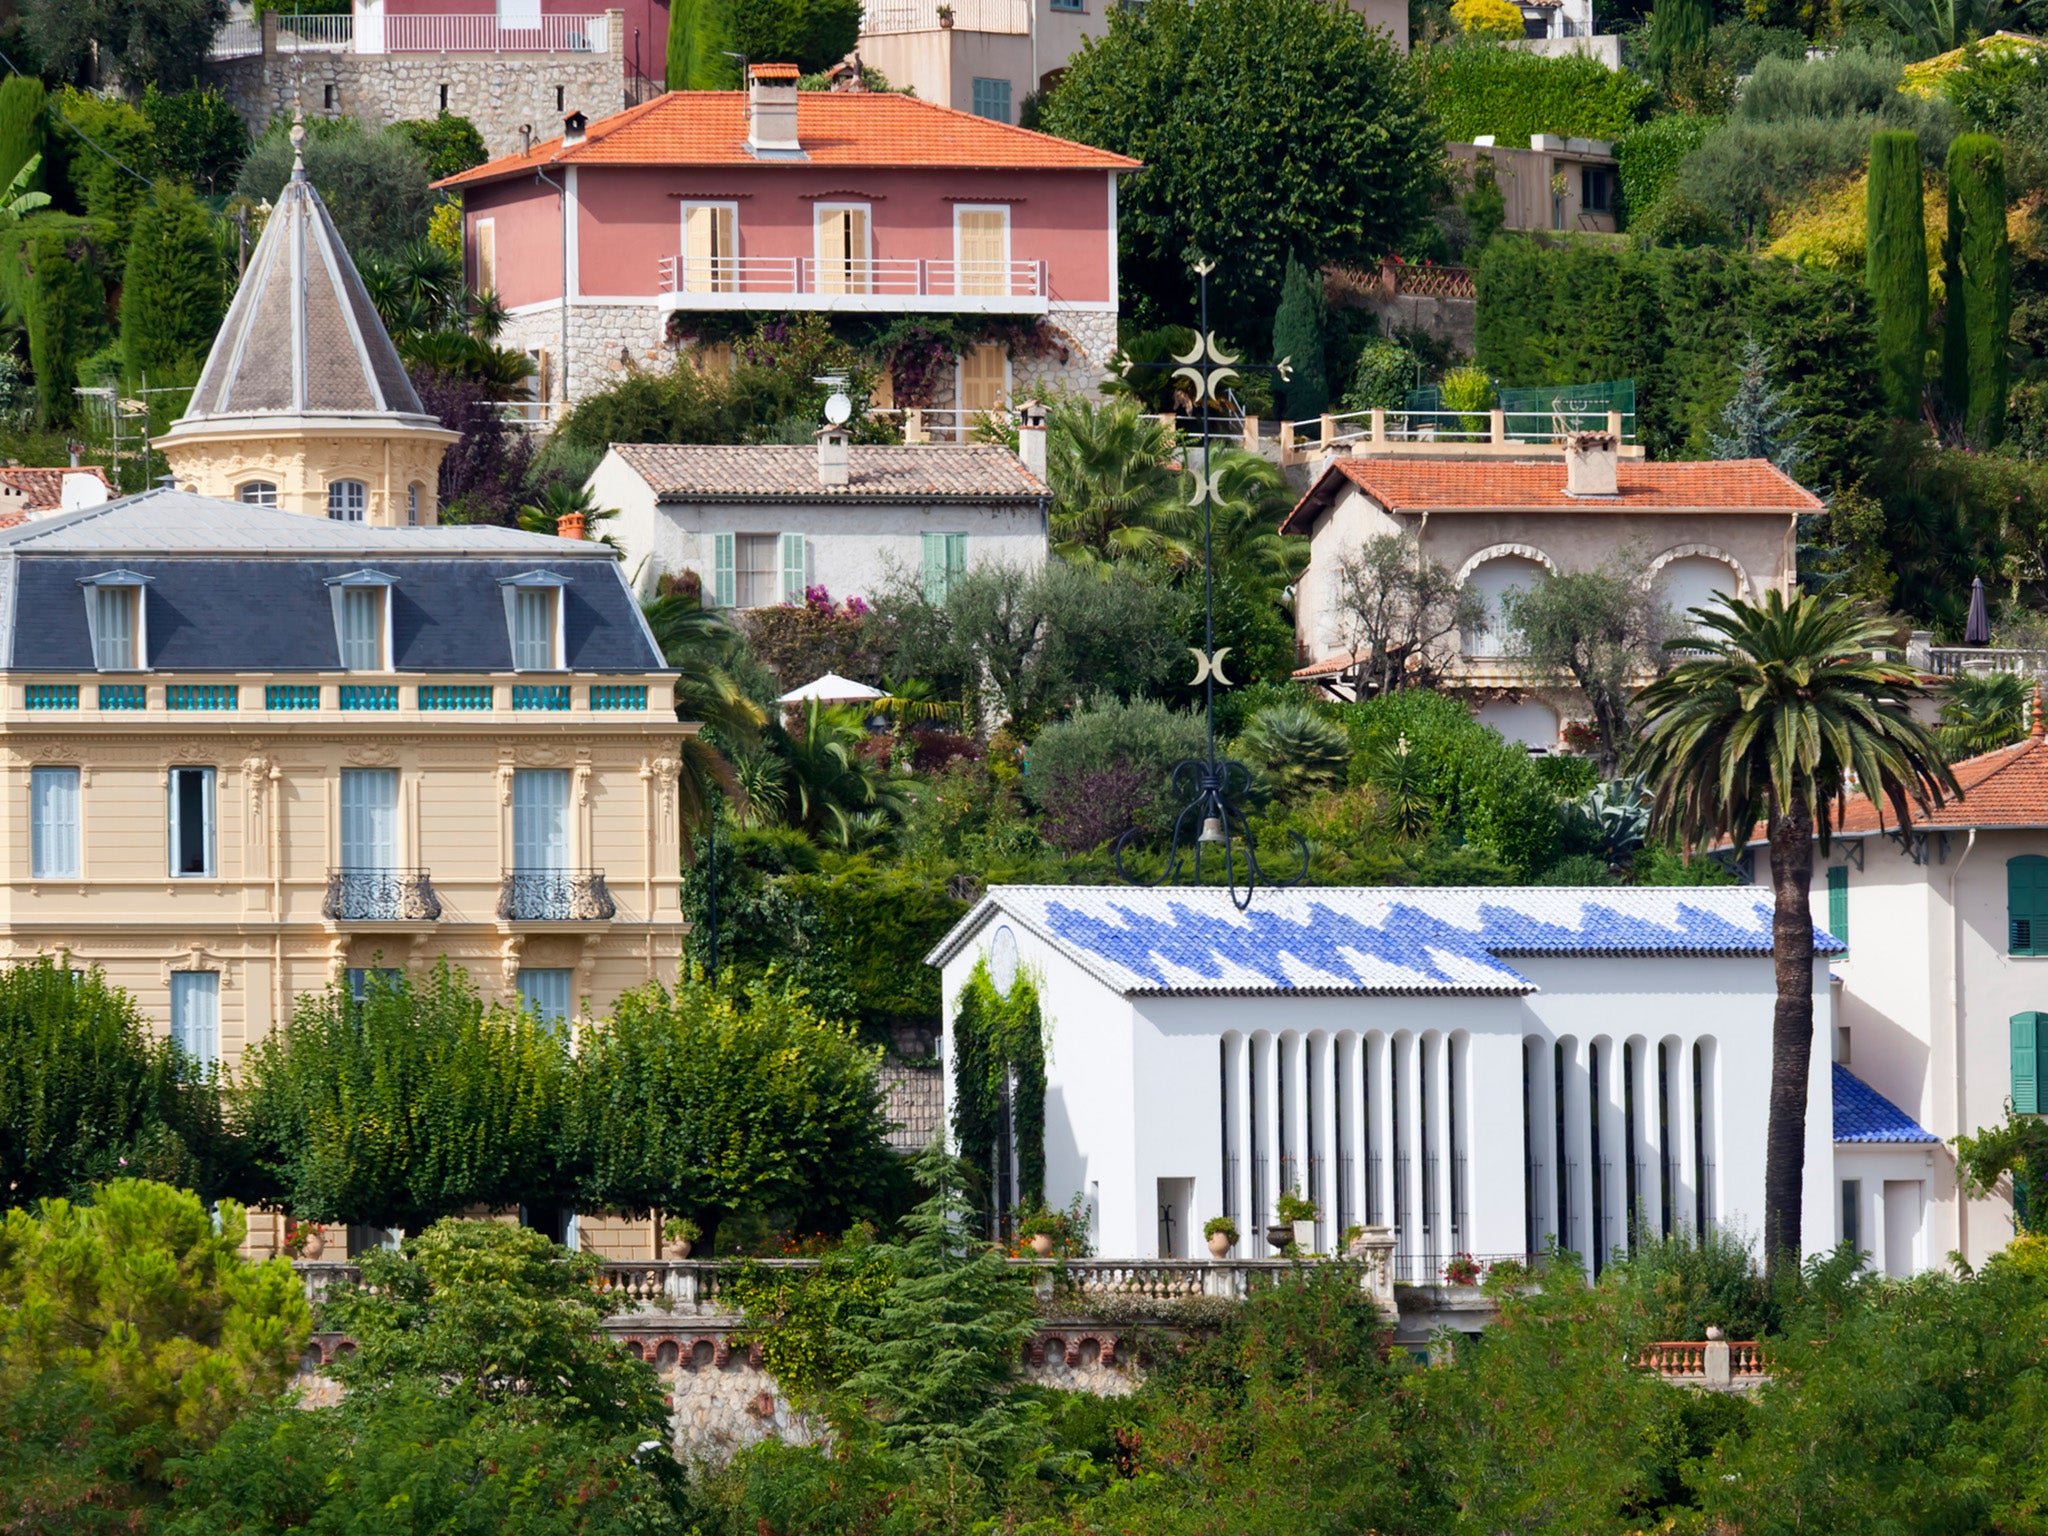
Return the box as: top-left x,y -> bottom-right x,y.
1451,0 -> 1522,39
140,83 -> 248,194
1614,113 -> 1717,227
1235,701 -> 1350,802
0,76 -> 45,196
1037,762 -> 1158,853
1422,44 -> 1653,148
52,89 -> 156,233
1343,336 -> 1420,409
386,113 -> 487,180
1022,695 -> 1208,837
235,117 -> 436,262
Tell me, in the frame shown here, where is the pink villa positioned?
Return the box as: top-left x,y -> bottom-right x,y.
437,66 -> 1137,418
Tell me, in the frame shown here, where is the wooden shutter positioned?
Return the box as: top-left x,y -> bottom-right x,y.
2015,1012 -> 2042,1116
818,207 -> 867,294
1826,866 -> 1848,946
476,220 -> 497,295
961,343 -> 1006,417
684,206 -> 714,293
922,532 -> 944,603
712,532 -> 736,608
2011,857 -> 2048,954
780,533 -> 807,604
945,532 -> 967,589
957,209 -> 1006,295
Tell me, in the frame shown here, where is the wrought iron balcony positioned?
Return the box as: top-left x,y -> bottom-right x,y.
498,868 -> 616,922
324,868 -> 443,922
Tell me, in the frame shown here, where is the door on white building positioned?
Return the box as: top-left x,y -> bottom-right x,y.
1882,1179 -> 1923,1277
1156,1177 -> 1192,1259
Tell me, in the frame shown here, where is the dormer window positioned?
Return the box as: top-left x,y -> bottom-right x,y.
324,570 -> 398,671
499,571 -> 568,671
79,571 -> 151,671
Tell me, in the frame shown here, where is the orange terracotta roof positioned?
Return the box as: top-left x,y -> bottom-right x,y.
1732,728 -> 2048,845
0,465 -> 113,521
1292,649 -> 1369,679
1280,456 -> 1822,535
438,90 -> 1141,187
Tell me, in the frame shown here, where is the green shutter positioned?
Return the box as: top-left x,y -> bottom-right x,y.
945,532 -> 968,588
2015,1012 -> 2042,1115
922,532 -> 945,604
712,532 -> 735,609
2011,857 -> 2048,955
1827,866 -> 1849,946
780,532 -> 807,604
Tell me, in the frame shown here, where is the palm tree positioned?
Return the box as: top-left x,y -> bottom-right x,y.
1630,591 -> 1955,1278
641,594 -> 767,855
777,700 -> 908,847
1197,448 -> 1310,597
1938,669 -> 2031,758
518,481 -> 620,549
1046,397 -> 1186,565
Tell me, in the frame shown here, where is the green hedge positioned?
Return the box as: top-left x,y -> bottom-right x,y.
1615,113 -> 1718,228
1423,44 -> 1653,147
1474,238 -> 1885,492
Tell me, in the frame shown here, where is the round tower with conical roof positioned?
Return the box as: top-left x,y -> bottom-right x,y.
155,120 -> 459,526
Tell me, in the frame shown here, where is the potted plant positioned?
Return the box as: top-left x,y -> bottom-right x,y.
1443,1251 -> 1482,1286
937,3 -> 954,24
1275,1187 -> 1318,1254
283,1218 -> 325,1260
1018,1206 -> 1063,1258
661,1215 -> 700,1260
1204,1215 -> 1239,1258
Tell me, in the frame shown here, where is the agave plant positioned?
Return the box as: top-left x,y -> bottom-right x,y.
1234,703 -> 1349,803
1367,734 -> 1434,841
1566,777 -> 1655,869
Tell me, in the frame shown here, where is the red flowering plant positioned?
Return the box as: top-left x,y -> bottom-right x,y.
1443,1252 -> 1483,1285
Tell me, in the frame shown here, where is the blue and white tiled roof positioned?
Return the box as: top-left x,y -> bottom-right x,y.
1833,1063 -> 1939,1143
928,886 -> 1840,998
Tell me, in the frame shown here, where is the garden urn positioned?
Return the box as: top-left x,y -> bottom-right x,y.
1207,1230 -> 1233,1258
1265,1222 -> 1294,1251
1030,1232 -> 1055,1257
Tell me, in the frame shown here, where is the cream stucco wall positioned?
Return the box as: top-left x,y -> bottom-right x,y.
0,674 -> 687,1260
157,422 -> 458,526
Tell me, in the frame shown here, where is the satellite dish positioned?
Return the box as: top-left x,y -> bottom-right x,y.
989,925 -> 1019,995
824,392 -> 853,426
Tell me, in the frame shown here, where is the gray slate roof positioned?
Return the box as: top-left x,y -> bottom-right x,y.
0,490 -> 666,674
179,157 -> 429,423
610,443 -> 1049,503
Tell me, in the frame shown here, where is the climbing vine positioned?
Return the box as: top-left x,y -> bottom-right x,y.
950,959 -> 1047,1232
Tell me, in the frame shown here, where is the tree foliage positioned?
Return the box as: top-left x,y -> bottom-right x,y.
1271,252 -> 1329,418
385,113 -> 487,181
1041,0 -> 1438,326
235,118 -> 437,263
139,84 -> 248,194
239,963 -> 576,1231
0,76 -> 46,197
1943,131 -> 2011,446
572,974 -> 891,1245
1424,43 -> 1653,148
1867,128 -> 1930,420
23,0 -> 225,92
120,182 -> 227,388
1505,562 -> 1675,778
1328,532 -> 1483,698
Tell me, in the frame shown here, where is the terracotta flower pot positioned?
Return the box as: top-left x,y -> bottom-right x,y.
299,1225 -> 325,1260
663,1237 -> 693,1260
1029,1232 -> 1055,1257
1207,1230 -> 1234,1258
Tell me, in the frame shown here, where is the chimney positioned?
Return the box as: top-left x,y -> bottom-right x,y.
562,109 -> 587,146
557,509 -> 587,540
1564,430 -> 1618,497
747,64 -> 803,156
1016,398 -> 1047,481
816,423 -> 850,487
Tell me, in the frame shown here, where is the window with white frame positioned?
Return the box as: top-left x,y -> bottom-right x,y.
328,480 -> 368,522
407,483 -> 421,526
238,481 -> 278,507
30,765 -> 80,879
517,967 -> 574,1026
168,766 -> 216,878
682,203 -> 737,293
326,570 -> 396,670
498,572 -> 568,668
170,971 -> 219,1067
82,578 -> 145,670
815,205 -> 870,295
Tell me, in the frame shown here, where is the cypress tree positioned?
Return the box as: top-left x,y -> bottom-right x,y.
1865,129 -> 1928,422
1271,252 -> 1329,420
25,230 -> 106,427
121,182 -> 228,388
665,0 -> 729,90
0,76 -> 46,196
1944,132 -> 2012,447
1647,0 -> 1709,79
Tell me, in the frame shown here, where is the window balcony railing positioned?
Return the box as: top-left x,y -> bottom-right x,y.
98,684 -> 146,711
656,255 -> 1049,313
420,685 -> 493,711
513,685 -> 572,711
267,685 -> 321,711
323,869 -> 443,923
498,868 -> 616,922
590,685 -> 647,711
25,685 -> 78,711
860,0 -> 1028,32
340,685 -> 399,711
168,684 -> 239,711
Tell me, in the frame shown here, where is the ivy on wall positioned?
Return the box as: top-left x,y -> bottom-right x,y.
950,958 -> 1046,1231
1423,45 -> 1653,149
1614,114 -> 1720,228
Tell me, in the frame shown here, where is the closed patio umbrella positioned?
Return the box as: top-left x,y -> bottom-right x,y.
1965,576 -> 1992,647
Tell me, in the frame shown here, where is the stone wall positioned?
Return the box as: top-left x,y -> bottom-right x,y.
204,16 -> 629,158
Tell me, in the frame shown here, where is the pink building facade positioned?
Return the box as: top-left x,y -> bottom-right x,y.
441,69 -> 1135,416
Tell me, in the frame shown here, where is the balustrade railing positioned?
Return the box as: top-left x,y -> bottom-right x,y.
324,869 -> 443,922
384,12 -> 608,50
860,0 -> 1030,32
1637,1338 -> 1768,1380
498,868 -> 617,922
658,254 -> 1047,304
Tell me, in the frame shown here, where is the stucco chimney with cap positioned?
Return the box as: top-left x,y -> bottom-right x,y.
1564,429 -> 1618,496
816,422 -> 851,487
1016,398 -> 1047,481
562,109 -> 588,146
748,64 -> 804,156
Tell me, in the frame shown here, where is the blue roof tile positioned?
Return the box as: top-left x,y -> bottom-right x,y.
1833,1064 -> 1939,1143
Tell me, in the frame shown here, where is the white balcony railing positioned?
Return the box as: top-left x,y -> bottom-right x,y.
383,12 -> 609,50
861,0 -> 1029,33
657,254 -> 1048,312
210,11 -> 353,56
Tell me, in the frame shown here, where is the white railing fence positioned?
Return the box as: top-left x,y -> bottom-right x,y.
861,0 -> 1030,33
658,254 -> 1047,302
210,9 -> 607,58
1282,405 -> 1639,454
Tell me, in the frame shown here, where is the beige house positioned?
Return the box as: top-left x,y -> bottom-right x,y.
155,123 -> 458,526
0,491 -> 685,1256
1283,435 -> 1819,749
1448,138 -> 1620,235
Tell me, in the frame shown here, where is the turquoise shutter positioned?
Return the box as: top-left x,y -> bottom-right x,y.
922,532 -> 944,603
945,532 -> 968,590
2015,1012 -> 2041,1116
712,533 -> 735,609
780,533 -> 807,604
2011,857 -> 2048,955
1826,866 -> 1848,946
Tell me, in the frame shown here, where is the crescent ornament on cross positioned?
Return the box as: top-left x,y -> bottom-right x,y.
1188,646 -> 1234,687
